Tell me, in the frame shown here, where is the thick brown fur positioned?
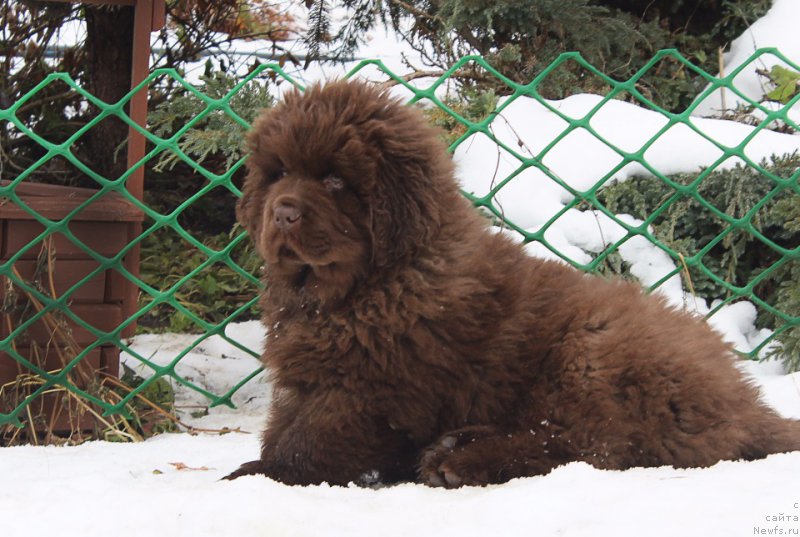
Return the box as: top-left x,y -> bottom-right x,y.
226,80 -> 800,487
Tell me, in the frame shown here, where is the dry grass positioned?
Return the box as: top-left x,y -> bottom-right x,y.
0,237 -> 178,445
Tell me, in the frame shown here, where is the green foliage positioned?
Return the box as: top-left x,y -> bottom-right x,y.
305,0 -> 774,112
144,65 -> 277,236
771,262 -> 800,370
764,65 -> 800,105
1,1 -> 292,189
424,87 -> 500,144
306,0 -> 404,60
423,0 -> 696,108
440,0 -> 659,78
595,153 -> 800,370
113,363 -> 177,438
137,68 -> 269,336
149,64 -> 275,172
713,0 -> 774,43
137,228 -> 262,333
305,0 -> 333,60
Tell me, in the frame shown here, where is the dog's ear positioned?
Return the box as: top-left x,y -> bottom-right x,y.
238,108 -> 282,240
369,169 -> 464,270
365,125 -> 453,268
368,168 -> 431,268
236,169 -> 264,238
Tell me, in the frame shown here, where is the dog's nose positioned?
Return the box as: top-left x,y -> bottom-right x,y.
274,203 -> 302,231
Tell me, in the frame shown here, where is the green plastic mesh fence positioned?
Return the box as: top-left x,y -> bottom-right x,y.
1,49 -> 799,436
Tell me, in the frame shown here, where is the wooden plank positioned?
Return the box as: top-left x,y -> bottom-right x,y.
0,259 -> 108,303
0,347 -> 104,384
4,221 -> 132,260
0,303 -> 123,344
152,0 -> 166,30
0,180 -> 143,222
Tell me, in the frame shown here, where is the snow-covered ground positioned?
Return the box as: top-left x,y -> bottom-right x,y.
3,1 -> 800,536
4,433 -> 799,537
3,436 -> 800,537
1,323 -> 799,537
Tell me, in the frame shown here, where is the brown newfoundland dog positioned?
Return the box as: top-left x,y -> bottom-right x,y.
226,80 -> 800,487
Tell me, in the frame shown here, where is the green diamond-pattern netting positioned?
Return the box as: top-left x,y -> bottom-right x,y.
1,50 -> 798,430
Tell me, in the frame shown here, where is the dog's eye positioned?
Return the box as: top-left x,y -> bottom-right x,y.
323,175 -> 345,192
270,168 -> 287,182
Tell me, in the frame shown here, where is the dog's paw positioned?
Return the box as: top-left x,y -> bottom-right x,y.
419,428 -> 498,488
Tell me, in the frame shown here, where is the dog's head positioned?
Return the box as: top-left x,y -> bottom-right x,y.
237,80 -> 458,303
